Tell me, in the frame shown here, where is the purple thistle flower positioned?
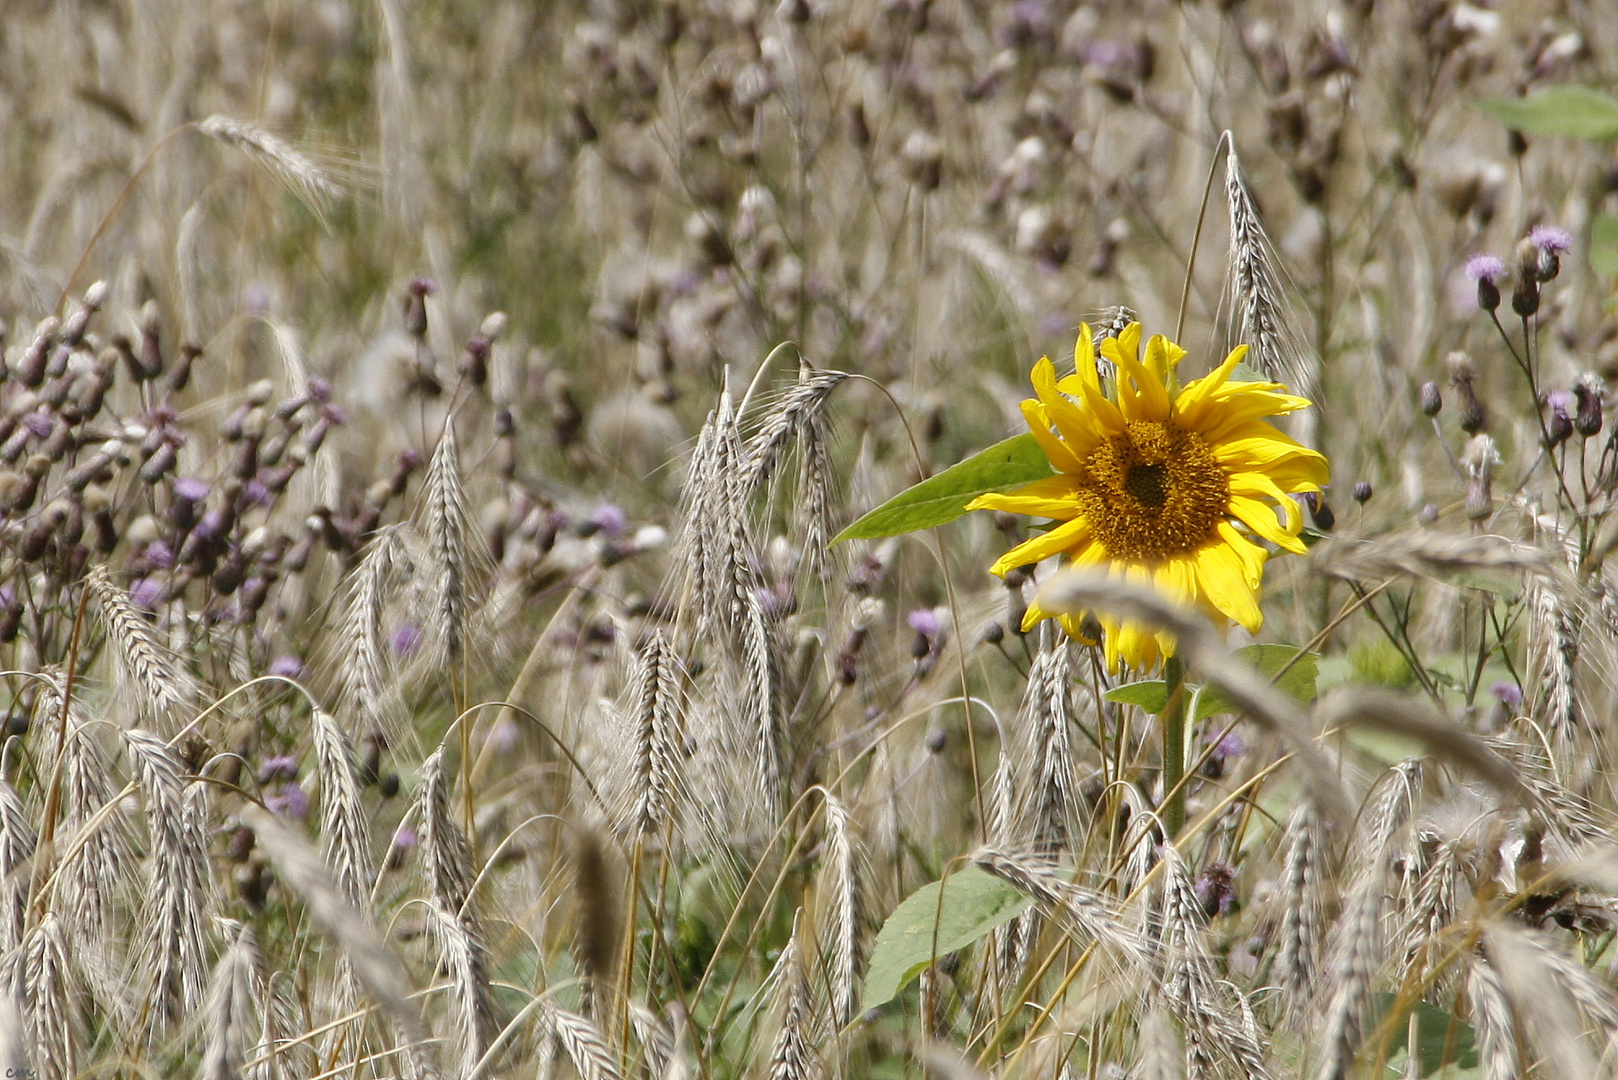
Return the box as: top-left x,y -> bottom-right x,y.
1464,254 -> 1506,282
1529,225 -> 1572,253
590,503 -> 628,539
129,576 -> 165,610
489,716 -> 520,753
259,755 -> 299,783
1193,862 -> 1238,917
1490,680 -> 1523,710
267,781 -> 309,820
143,540 -> 175,568
173,477 -> 209,503
268,655 -> 303,678
906,607 -> 944,637
392,623 -> 422,657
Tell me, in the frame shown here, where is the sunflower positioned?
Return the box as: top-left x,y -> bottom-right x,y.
967,322 -> 1328,671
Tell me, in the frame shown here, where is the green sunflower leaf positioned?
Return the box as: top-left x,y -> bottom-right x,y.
1477,86 -> 1618,141
1193,644 -> 1318,721
1593,214 -> 1618,275
1367,993 -> 1480,1073
1106,680 -> 1169,712
861,865 -> 1032,1013
1228,360 -> 1271,383
832,433 -> 1053,543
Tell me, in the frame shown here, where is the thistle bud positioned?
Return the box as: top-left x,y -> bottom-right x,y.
1545,390 -> 1575,447
1529,224 -> 1571,282
1418,380 -> 1443,416
1511,272 -> 1541,318
462,334 -> 491,387
15,317 -> 56,387
59,281 -> 106,347
1307,491 -> 1335,532
140,443 -> 178,483
1447,352 -> 1486,434
138,300 -> 165,377
1575,373 -> 1603,438
1464,254 -> 1505,312
169,343 -> 201,393
1352,480 -> 1373,504
403,277 -> 436,338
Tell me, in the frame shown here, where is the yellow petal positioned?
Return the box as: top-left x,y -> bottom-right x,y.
1143,334 -> 1187,387
1193,539 -> 1264,632
1212,431 -> 1326,474
988,516 -> 1096,577
1116,322 -> 1141,363
1114,351 -> 1171,423
967,474 -> 1086,518
1228,494 -> 1307,553
1020,400 -> 1086,474
1069,323 -> 1100,398
1153,555 -> 1199,610
1217,521 -> 1269,588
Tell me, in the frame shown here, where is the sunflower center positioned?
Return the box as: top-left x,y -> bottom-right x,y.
1075,420 -> 1229,562
1124,463 -> 1170,508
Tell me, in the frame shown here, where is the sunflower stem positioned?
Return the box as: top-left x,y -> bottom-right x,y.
1160,653 -> 1188,838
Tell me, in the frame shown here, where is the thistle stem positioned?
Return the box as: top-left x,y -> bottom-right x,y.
1160,653 -> 1188,838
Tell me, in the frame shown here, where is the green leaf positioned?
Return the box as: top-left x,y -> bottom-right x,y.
1369,993 -> 1479,1073
1477,86 -> 1618,140
833,433 -> 1052,543
1593,214 -> 1618,276
1106,680 -> 1168,713
1229,360 -> 1271,383
861,866 -> 1032,1012
1193,644 -> 1318,721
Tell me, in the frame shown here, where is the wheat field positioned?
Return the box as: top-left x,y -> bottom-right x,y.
2,1 -> 1618,1077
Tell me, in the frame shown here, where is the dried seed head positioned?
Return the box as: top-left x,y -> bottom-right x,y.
1462,434 -> 1500,521
901,131 -> 944,189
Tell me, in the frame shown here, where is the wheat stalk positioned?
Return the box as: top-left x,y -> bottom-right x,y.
197,919 -> 260,1080
424,900 -> 495,1077
818,791 -> 862,1028
1224,144 -> 1313,394
766,926 -> 816,1080
546,1004 -> 622,1080
242,806 -> 439,1080
87,565 -> 198,728
123,729 -> 211,1038
417,746 -> 475,916
197,115 -> 345,218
